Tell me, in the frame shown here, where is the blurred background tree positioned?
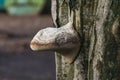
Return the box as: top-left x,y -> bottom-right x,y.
0,0 -> 55,80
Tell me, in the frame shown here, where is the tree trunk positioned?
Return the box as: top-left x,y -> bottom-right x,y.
51,0 -> 120,80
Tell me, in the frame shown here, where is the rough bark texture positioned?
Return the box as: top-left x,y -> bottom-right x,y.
51,0 -> 120,80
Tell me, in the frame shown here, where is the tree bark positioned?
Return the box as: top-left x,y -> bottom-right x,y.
51,0 -> 120,80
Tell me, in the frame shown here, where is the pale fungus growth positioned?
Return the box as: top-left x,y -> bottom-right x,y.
30,22 -> 80,63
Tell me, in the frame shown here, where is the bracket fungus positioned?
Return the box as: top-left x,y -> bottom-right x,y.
30,22 -> 80,63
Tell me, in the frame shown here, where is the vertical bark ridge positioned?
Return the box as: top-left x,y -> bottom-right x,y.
92,0 -> 112,80
55,0 -> 75,80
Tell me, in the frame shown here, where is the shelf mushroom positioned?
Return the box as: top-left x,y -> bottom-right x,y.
30,22 -> 80,63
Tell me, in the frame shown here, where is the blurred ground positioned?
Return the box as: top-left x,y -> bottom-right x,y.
0,13 -> 56,80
